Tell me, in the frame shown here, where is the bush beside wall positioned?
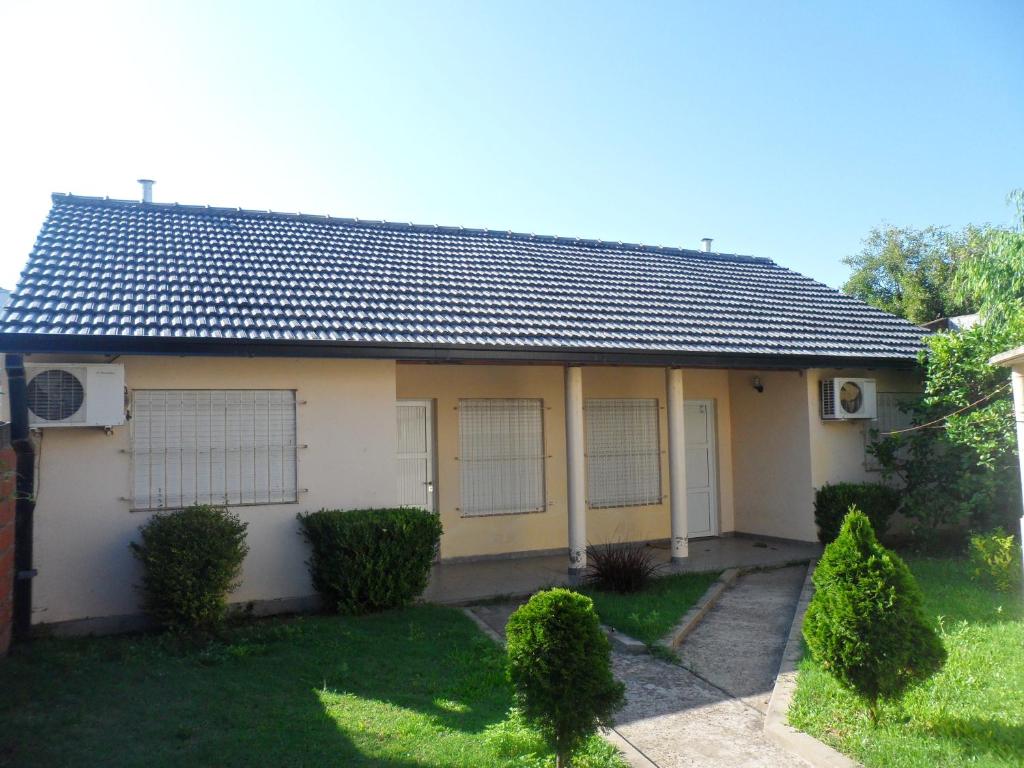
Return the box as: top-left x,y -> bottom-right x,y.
814,482 -> 900,544
298,507 -> 442,614
131,505 -> 249,633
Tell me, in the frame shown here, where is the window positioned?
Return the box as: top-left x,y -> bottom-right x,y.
132,390 -> 297,510
585,398 -> 661,508
864,392 -> 917,471
458,398 -> 545,516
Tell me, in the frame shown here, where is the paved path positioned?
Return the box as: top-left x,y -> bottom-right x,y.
466,565 -> 809,768
612,653 -> 803,767
676,566 -> 807,713
612,566 -> 809,767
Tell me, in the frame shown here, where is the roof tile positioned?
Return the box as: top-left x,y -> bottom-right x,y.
0,194 -> 926,361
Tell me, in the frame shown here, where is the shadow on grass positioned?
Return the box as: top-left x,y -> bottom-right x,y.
0,606 -> 513,768
927,716 -> 1024,763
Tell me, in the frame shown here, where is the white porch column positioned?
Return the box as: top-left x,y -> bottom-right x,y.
1012,367 -> 1024,564
990,346 -> 1024,586
666,367 -> 689,561
565,365 -> 587,579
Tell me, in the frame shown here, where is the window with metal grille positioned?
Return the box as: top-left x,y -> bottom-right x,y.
585,398 -> 662,508
131,390 -> 297,510
864,392 -> 918,471
458,398 -> 545,516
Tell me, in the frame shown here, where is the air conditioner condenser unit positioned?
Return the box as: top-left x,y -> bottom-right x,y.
24,364 -> 126,428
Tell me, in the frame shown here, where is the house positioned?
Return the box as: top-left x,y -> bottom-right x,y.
0,193 -> 925,634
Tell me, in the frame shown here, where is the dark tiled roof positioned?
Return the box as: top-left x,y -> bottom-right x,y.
0,194 -> 926,363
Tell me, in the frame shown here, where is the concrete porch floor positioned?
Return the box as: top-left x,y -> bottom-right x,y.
421,535 -> 821,605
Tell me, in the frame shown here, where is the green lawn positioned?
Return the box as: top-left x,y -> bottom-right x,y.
580,570 -> 720,645
789,557 -> 1024,768
0,605 -> 625,768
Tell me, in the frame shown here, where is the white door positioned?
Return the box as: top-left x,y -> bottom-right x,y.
685,400 -> 719,538
396,400 -> 436,511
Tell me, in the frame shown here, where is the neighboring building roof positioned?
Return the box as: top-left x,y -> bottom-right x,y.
990,345 -> 1024,368
0,194 -> 927,367
921,313 -> 981,333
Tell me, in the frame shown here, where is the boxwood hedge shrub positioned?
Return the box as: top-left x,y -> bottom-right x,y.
803,508 -> 945,722
298,507 -> 442,614
814,482 -> 899,544
131,504 -> 249,632
505,588 -> 625,768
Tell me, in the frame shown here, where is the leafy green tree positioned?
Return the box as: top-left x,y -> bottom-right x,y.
956,191 -> 1024,329
842,224 -> 989,324
871,193 -> 1024,537
505,589 -> 624,768
803,509 -> 946,723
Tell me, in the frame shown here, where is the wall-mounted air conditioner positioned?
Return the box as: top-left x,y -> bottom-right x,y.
820,377 -> 877,420
25,364 -> 126,428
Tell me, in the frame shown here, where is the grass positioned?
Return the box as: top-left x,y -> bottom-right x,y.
789,557 -> 1024,768
580,570 -> 720,645
0,604 -> 626,768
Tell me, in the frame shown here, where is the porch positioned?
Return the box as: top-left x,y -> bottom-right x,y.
421,535 -> 822,605
397,360 -> 918,588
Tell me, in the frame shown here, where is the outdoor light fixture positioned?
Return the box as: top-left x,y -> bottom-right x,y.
752,376 -> 764,393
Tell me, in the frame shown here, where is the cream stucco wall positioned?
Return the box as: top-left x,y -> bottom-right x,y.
27,355 -> 398,626
728,366 -> 922,543
22,352 -> 920,626
806,367 -> 922,489
729,370 -> 816,541
396,364 -> 736,560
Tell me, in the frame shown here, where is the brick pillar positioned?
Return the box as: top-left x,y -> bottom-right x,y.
0,433 -> 15,656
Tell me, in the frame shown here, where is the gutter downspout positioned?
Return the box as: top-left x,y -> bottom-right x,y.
5,355 -> 35,639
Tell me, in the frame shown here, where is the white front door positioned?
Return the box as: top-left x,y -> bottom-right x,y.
396,400 -> 436,511
685,400 -> 719,538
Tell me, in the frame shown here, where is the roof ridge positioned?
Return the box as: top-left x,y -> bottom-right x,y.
50,192 -> 773,266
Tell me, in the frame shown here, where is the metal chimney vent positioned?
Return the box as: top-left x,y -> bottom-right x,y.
700,238 -> 713,253
137,179 -> 155,203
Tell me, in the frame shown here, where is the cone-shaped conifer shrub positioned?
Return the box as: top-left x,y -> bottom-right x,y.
803,507 -> 946,722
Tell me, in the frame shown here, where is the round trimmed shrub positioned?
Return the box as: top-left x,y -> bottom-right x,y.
803,507 -> 946,722
131,504 -> 249,632
505,588 -> 625,767
298,507 -> 442,614
814,482 -> 899,544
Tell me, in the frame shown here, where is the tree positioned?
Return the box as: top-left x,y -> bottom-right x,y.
842,224 -> 989,324
955,191 -> 1024,329
803,509 -> 946,723
870,194 -> 1024,537
505,589 -> 624,768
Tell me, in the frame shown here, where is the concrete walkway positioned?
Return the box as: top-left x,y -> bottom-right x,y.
612,653 -> 804,767
612,566 -> 809,767
675,566 -> 807,713
467,565 -> 810,768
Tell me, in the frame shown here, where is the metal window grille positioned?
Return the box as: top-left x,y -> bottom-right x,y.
458,398 -> 545,516
132,390 -> 297,510
864,392 -> 917,471
585,398 -> 661,508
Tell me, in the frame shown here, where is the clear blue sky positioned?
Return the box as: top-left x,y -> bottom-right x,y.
1,0 -> 1021,290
